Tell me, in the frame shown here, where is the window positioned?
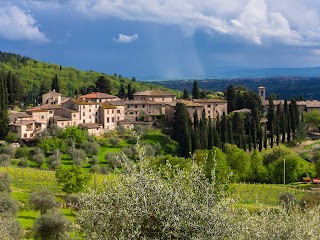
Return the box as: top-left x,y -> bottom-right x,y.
89,115 -> 91,119
89,109 -> 91,113
162,97 -> 164,101
83,105 -> 85,109
24,134 -> 27,138
135,105 -> 137,108
142,105 -> 145,108
117,117 -> 119,120
73,114 -> 76,117
95,112 -> 98,116
62,122 -> 64,126
112,110 -> 114,114
83,120 -> 85,123
49,110 -> 53,114
107,117 -> 109,123
30,133 -> 33,137
112,117 -> 114,122
83,112 -> 85,116
172,97 -> 174,100
130,112 -> 133,115
207,105 -> 211,108
107,110 -> 109,114
117,110 -> 120,113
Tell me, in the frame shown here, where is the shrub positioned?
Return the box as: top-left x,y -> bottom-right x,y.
0,172 -> 11,192
33,209 -> 70,240
0,144 -> 15,158
0,154 -> 11,167
299,193 -> 320,209
17,158 -> 30,167
89,164 -> 101,173
88,155 -> 98,166
105,152 -> 121,169
81,141 -> 99,156
0,215 -> 21,240
30,190 -> 56,215
279,192 -> 297,206
56,165 -> 91,194
108,137 -> 120,147
15,147 -> 30,158
0,192 -> 18,216
47,155 -> 61,170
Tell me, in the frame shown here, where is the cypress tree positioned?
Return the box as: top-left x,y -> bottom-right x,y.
281,112 -> 286,143
243,134 -> 247,151
127,83 -> 133,99
51,74 -> 60,93
266,97 -> 275,131
221,112 -> 228,144
248,131 -> 252,152
182,88 -> 189,100
226,85 -> 237,112
228,120 -> 233,144
0,74 -> 9,139
172,103 -> 192,157
258,129 -> 263,152
193,111 -> 199,129
118,83 -> 125,99
192,80 -> 200,99
287,114 -> 291,142
264,128 -> 267,149
270,121 -> 274,148
208,118 -> 213,150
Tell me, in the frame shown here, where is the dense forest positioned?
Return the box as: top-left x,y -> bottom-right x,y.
0,51 -> 176,105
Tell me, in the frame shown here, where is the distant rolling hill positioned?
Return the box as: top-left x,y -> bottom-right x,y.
152,76 -> 320,100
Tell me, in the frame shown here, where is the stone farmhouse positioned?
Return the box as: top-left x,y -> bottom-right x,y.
8,89 -> 228,142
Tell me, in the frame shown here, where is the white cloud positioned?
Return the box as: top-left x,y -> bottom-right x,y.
113,33 -> 138,43
71,0 -> 320,46
0,5 -> 48,42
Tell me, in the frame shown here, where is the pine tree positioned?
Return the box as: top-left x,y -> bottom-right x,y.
96,76 -> 111,94
191,80 -> 200,99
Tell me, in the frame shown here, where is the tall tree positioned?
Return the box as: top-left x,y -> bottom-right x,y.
96,76 -> 111,94
118,83 -> 125,99
51,74 -> 60,93
0,74 -> 9,139
182,88 -> 190,100
225,85 -> 237,112
208,118 -> 213,150
172,103 -> 192,157
127,83 -> 133,100
192,80 -> 200,99
266,97 -> 275,131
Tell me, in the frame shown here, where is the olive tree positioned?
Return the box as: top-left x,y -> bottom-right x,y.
30,190 -> 56,215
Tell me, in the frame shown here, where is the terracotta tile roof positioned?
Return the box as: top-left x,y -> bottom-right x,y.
53,116 -> 71,121
9,120 -> 33,126
194,99 -> 227,103
73,99 -> 97,105
9,111 -> 31,118
167,100 -> 203,107
133,89 -> 175,96
79,92 -> 117,99
124,100 -> 164,105
101,102 -> 117,109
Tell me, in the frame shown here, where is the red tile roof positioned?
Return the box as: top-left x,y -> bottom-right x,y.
79,92 -> 117,99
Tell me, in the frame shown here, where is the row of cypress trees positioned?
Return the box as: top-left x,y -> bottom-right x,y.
172,97 -> 301,157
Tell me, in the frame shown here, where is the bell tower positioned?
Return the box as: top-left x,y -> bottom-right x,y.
258,86 -> 266,103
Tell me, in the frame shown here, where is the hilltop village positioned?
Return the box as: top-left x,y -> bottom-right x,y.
8,89 -> 228,141
8,85 -> 320,143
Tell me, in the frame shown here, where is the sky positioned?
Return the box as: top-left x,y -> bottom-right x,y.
1,0 -> 320,80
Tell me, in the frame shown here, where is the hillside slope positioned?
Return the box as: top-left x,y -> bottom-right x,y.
0,51 -> 175,102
